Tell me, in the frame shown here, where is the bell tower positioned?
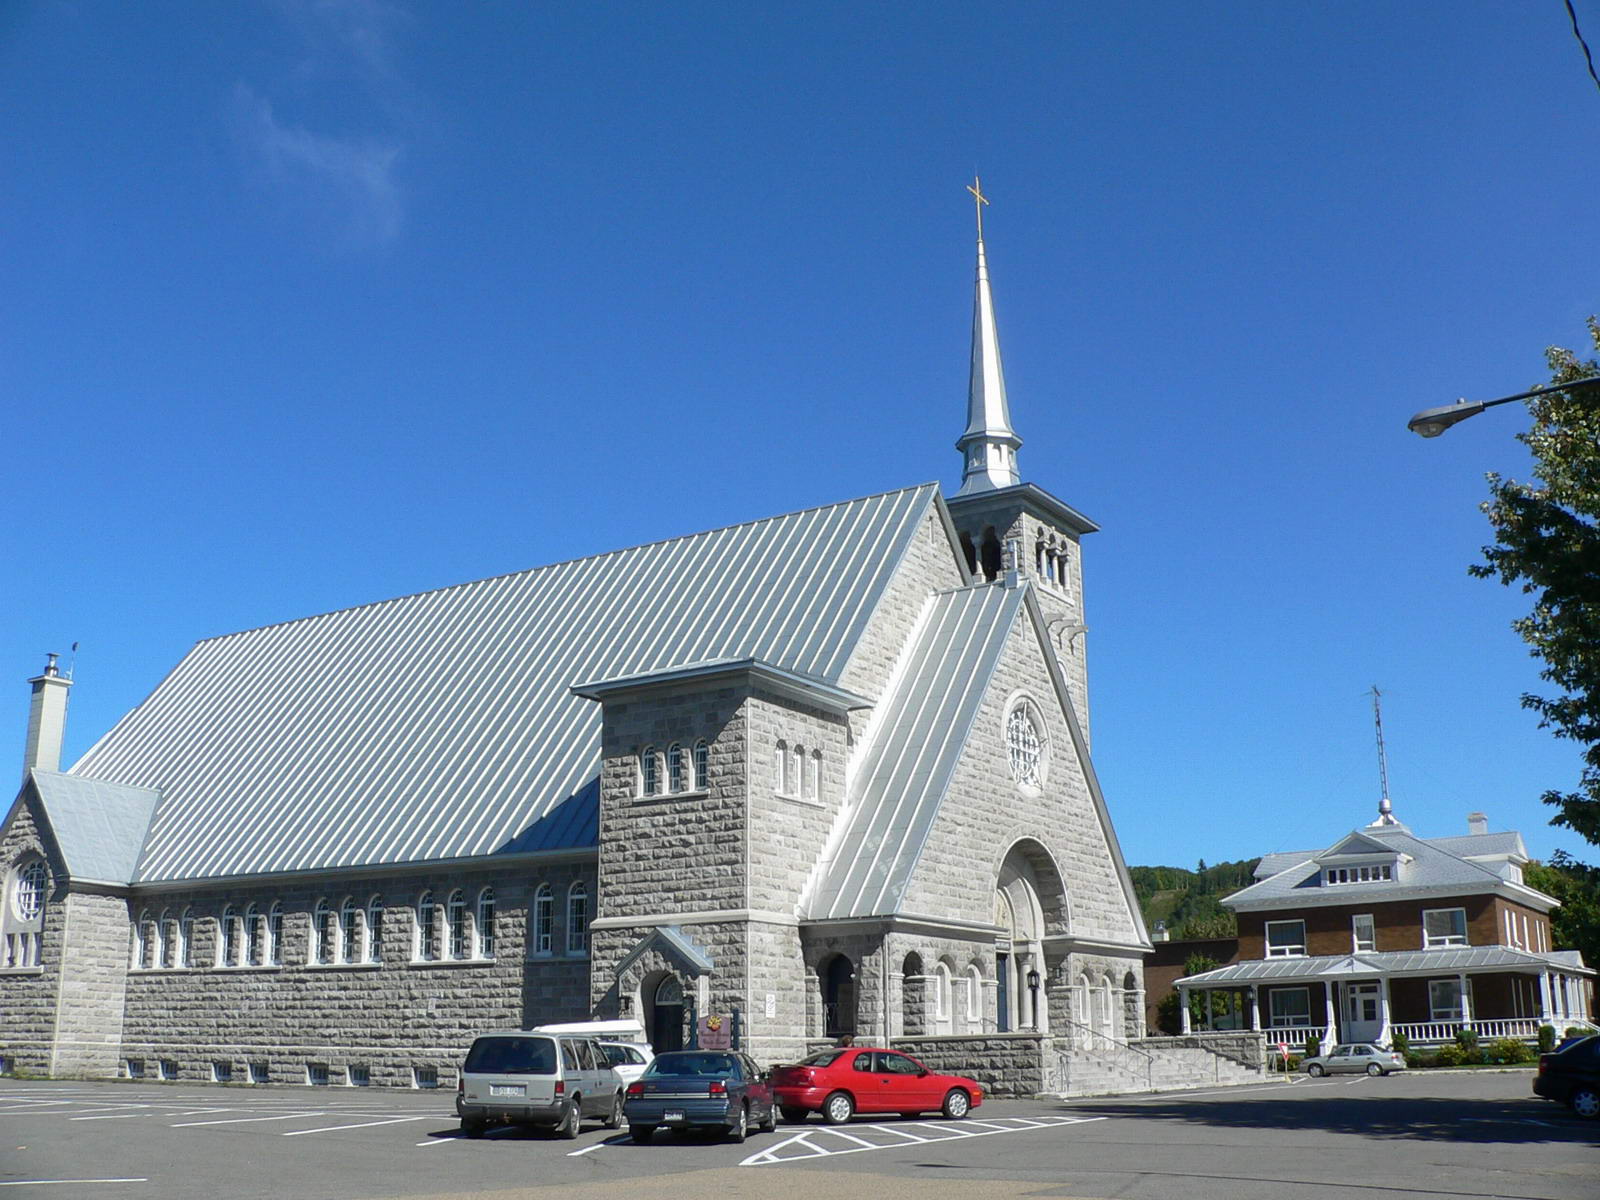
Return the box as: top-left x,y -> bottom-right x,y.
943,180 -> 1098,735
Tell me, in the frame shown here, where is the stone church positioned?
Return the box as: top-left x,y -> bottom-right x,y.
0,221 -> 1153,1090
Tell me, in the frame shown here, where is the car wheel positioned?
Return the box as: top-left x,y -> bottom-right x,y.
779,1105 -> 809,1123
1366,1063 -> 1383,1077
942,1089 -> 971,1120
761,1103 -> 777,1132
728,1102 -> 748,1143
630,1123 -> 654,1144
604,1092 -> 624,1129
1572,1088 -> 1600,1119
557,1098 -> 580,1139
822,1091 -> 855,1125
460,1118 -> 486,1139
1307,1063 -> 1325,1077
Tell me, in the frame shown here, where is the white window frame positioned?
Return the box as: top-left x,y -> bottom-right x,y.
566,882 -> 589,957
667,743 -> 684,793
774,740 -> 789,795
179,908 -> 194,968
244,903 -> 263,966
340,897 -> 361,964
965,965 -> 982,1024
134,909 -> 153,970
312,899 -> 336,965
1268,986 -> 1311,1027
266,902 -> 283,966
415,891 -> 437,962
365,896 -> 383,963
157,909 -> 173,969
1004,703 -> 1045,787
692,740 -> 709,790
1422,907 -> 1468,949
476,887 -> 495,960
806,750 -> 820,801
1428,978 -> 1463,1022
1265,919 -> 1307,958
934,962 -> 952,1021
218,907 -> 238,968
1352,913 -> 1375,953
446,889 -> 467,960
532,884 -> 553,956
641,747 -> 661,797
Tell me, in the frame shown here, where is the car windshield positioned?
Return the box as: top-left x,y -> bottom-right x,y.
796,1049 -> 846,1068
646,1053 -> 738,1078
463,1036 -> 557,1075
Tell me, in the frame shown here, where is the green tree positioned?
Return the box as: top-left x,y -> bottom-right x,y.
1473,317 -> 1600,862
1525,854 -> 1600,970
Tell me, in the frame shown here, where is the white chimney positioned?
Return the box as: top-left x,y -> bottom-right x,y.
1467,812 -> 1488,837
23,653 -> 72,778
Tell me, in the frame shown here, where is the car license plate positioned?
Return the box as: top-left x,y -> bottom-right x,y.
490,1084 -> 524,1097
664,1109 -> 685,1123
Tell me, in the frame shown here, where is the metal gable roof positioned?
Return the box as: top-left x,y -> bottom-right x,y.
805,582 -> 1023,920
1181,945 -> 1588,987
68,484 -> 943,883
27,769 -> 159,885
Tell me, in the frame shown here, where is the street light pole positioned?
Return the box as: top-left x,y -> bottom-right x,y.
1407,376 -> 1600,438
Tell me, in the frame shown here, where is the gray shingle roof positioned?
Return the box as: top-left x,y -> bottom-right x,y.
28,770 -> 159,885
1180,945 -> 1593,986
67,484 -> 945,883
806,583 -> 1022,919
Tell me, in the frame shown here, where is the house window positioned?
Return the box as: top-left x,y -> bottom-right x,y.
179,909 -> 194,968
416,891 -> 437,961
313,899 -> 336,964
447,890 -> 467,959
1265,920 -> 1307,957
267,902 -> 283,966
1423,908 -> 1468,949
532,884 -> 553,956
340,897 -> 360,963
219,907 -> 238,967
366,897 -> 383,963
668,743 -> 684,793
1428,979 -> 1463,1022
1268,987 -> 1311,1027
1352,914 -> 1375,953
476,888 -> 495,959
245,904 -> 263,966
157,910 -> 174,969
566,882 -> 589,956
693,740 -> 709,789
641,747 -> 660,796
1005,704 -> 1044,786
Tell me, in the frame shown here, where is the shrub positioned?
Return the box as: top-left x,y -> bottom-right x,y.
1303,1034 -> 1322,1060
1565,1026 -> 1589,1041
1454,1027 -> 1479,1053
1538,1025 -> 1557,1054
1486,1038 -> 1533,1065
1404,1051 -> 1423,1069
1432,1044 -> 1465,1067
1390,1031 -> 1410,1058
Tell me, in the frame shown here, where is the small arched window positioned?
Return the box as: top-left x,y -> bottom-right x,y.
266,902 -> 283,966
806,750 -> 821,801
446,890 -> 467,959
532,884 -> 553,956
667,743 -> 684,793
178,908 -> 195,969
340,897 -> 360,964
365,896 -> 383,963
13,860 -> 46,920
416,891 -> 437,962
3,860 -> 48,969
219,906 -> 238,967
790,745 -> 804,796
692,740 -> 709,790
934,962 -> 953,1021
244,903 -> 263,966
566,882 -> 589,957
313,899 -> 335,965
966,964 -> 983,1024
774,740 -> 788,795
157,909 -> 174,969
476,888 -> 495,959
641,747 -> 660,796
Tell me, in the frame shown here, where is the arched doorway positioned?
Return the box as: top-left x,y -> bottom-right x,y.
820,953 -> 856,1038
643,971 -> 685,1052
995,848 -> 1049,1032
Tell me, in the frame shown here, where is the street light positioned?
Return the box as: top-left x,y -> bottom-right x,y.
1026,968 -> 1041,1030
1406,376 -> 1600,438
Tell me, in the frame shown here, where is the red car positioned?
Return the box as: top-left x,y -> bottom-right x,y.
769,1047 -> 983,1124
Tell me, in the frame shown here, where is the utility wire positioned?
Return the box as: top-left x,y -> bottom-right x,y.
1568,0 -> 1600,97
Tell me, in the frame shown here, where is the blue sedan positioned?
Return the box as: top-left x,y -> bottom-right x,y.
623,1050 -> 777,1143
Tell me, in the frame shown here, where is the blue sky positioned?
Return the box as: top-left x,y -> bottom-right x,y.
5,1 -> 1599,869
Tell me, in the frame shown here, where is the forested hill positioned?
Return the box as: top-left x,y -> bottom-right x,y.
1130,859 -> 1260,939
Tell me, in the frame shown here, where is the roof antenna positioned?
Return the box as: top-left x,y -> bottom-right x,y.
68,641 -> 79,681
1371,685 -> 1397,825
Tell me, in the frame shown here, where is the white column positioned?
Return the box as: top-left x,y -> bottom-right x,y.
1556,974 -> 1568,1023
1205,990 -> 1214,1032
1179,986 -> 1191,1034
1458,973 -> 1473,1027
1538,971 -> 1553,1023
1378,976 -> 1392,1046
1248,986 -> 1260,1032
1323,983 -> 1337,1052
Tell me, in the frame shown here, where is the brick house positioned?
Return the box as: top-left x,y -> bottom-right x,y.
1176,805 -> 1595,1051
0,228 -> 1156,1090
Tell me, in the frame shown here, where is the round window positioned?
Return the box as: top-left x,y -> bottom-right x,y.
13,860 -> 46,920
1005,704 -> 1046,786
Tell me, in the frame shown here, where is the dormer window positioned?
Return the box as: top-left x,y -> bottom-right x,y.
1324,863 -> 1393,885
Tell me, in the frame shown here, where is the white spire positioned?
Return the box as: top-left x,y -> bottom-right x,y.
955,177 -> 1021,496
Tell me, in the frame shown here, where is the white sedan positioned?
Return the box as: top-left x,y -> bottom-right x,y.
1303,1043 -> 1407,1076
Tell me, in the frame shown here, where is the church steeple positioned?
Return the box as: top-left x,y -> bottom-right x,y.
955,176 -> 1021,497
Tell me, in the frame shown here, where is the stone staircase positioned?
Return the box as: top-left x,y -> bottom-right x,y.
1044,1023 -> 1266,1098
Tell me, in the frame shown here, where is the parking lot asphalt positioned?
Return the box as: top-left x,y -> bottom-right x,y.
1,1069 -> 1594,1200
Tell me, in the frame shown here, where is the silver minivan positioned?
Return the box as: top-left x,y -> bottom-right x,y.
456,1030 -> 624,1138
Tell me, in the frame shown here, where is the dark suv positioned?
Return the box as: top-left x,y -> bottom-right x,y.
1532,1034 -> 1600,1119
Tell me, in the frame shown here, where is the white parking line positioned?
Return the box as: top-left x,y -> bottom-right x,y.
0,1181 -> 149,1189
860,1124 -> 930,1142
566,1135 -> 630,1156
171,1111 -> 325,1128
69,1114 -> 144,1122
741,1115 -> 1105,1167
283,1115 -> 432,1137
416,1136 -> 458,1147
809,1127 -> 881,1148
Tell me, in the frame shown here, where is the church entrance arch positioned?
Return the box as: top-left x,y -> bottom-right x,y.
995,841 -> 1065,1033
643,971 -> 685,1053
820,953 -> 856,1038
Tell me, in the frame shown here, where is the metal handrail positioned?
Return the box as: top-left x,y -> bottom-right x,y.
1053,1016 -> 1155,1063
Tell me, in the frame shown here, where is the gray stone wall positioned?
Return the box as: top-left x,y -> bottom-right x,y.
0,796 -> 64,1075
54,891 -> 133,1078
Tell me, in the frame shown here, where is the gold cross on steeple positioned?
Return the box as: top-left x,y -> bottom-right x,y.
967,175 -> 989,241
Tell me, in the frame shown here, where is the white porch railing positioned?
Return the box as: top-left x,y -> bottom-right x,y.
1261,1025 -> 1326,1050
1391,1018 -> 1540,1043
